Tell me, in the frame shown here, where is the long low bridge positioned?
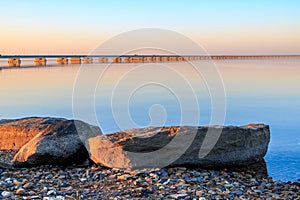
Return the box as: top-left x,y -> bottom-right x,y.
1,54 -> 300,67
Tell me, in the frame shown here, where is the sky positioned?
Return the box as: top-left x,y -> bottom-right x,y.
0,0 -> 300,55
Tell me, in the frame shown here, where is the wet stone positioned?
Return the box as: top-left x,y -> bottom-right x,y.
1,191 -> 12,198
169,193 -> 189,199
15,188 -> 26,195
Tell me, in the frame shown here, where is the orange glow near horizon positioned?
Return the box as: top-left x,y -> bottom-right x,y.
1,1 -> 300,55
1,32 -> 300,55
1,24 -> 300,55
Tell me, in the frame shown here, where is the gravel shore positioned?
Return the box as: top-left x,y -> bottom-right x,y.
0,151 -> 299,199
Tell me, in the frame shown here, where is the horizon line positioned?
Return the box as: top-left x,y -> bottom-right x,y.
1,54 -> 300,59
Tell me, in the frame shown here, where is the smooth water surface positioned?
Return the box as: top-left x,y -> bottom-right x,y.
0,59 -> 299,182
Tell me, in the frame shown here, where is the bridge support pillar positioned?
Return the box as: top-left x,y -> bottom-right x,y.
98,57 -> 108,63
123,57 -> 130,63
70,57 -> 81,64
34,58 -> 46,66
162,57 -> 169,62
57,58 -> 68,64
112,57 -> 122,63
82,57 -> 93,64
129,57 -> 139,63
147,57 -> 154,62
155,57 -> 161,62
8,58 -> 21,67
169,57 -> 177,62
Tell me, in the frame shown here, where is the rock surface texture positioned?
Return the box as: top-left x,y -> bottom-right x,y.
1,117 -> 270,170
87,124 -> 270,170
8,117 -> 101,167
0,117 -> 58,150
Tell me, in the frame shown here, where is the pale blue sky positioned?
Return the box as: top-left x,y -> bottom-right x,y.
1,0 -> 300,54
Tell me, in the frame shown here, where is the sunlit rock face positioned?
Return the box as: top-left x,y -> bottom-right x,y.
0,117 -> 66,150
0,117 -> 101,167
1,117 -> 270,170
87,124 -> 270,170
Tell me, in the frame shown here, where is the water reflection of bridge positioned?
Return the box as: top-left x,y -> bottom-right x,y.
1,54 -> 300,67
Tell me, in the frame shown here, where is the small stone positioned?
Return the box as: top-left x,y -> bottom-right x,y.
149,173 -> 159,180
169,193 -> 188,199
231,190 -> 243,195
108,174 -> 116,179
134,187 -> 144,193
195,190 -> 204,197
271,195 -> 281,199
233,182 -> 240,187
145,177 -> 153,184
13,179 -> 22,186
46,190 -> 56,195
5,178 -> 12,182
16,188 -> 26,195
23,182 -> 34,189
178,179 -> 185,184
1,191 -> 11,198
30,196 -> 40,199
117,175 -> 131,181
43,197 -> 53,200
208,190 -> 216,195
224,183 -> 233,188
61,186 -> 73,191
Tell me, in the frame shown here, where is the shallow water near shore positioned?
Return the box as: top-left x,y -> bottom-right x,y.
0,59 -> 299,182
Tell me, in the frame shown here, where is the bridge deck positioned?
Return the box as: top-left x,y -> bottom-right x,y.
1,54 -> 300,59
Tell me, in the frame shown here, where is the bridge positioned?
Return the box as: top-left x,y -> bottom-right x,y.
1,54 -> 300,67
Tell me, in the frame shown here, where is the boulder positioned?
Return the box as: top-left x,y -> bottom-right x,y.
0,117 -> 63,150
87,124 -> 270,170
11,117 -> 101,167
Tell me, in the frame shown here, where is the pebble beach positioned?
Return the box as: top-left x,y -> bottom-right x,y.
1,151 -> 299,200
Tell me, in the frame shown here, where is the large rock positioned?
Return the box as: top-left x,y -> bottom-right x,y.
0,117 -> 61,150
87,124 -> 270,170
11,117 -> 101,167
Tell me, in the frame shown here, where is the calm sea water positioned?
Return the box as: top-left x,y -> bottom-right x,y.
0,59 -> 299,182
